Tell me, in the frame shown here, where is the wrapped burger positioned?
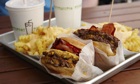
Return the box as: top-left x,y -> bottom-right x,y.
40,36 -> 103,81
73,24 -> 125,71
98,22 -> 140,56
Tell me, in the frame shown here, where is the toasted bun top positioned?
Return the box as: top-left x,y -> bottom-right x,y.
61,37 -> 85,49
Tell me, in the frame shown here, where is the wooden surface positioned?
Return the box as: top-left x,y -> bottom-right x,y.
0,2 -> 140,84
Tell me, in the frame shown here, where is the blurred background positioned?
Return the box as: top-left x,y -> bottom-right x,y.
0,0 -> 140,16
83,0 -> 140,8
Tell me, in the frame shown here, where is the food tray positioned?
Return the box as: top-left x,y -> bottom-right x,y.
0,18 -> 140,84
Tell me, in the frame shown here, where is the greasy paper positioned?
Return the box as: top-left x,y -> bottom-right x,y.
95,41 -> 125,71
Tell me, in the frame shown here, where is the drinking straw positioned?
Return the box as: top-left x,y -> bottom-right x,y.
48,0 -> 53,28
109,0 -> 114,22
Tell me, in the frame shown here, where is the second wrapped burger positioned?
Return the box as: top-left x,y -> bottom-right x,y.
74,23 -> 125,71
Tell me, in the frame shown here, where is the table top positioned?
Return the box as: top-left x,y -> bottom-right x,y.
0,1 -> 140,84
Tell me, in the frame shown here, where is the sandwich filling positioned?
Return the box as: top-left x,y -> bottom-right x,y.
51,38 -> 81,56
74,26 -> 119,53
41,49 -> 79,68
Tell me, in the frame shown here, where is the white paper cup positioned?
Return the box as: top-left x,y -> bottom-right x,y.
6,0 -> 45,39
53,0 -> 82,28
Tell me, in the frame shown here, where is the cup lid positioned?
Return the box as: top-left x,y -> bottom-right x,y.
6,0 -> 45,11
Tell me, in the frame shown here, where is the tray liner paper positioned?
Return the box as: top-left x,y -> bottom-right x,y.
40,34 -> 103,82
95,41 -> 125,71
124,48 -> 138,57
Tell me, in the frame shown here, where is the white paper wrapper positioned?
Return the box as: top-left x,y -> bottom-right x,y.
40,34 -> 103,82
71,41 -> 103,81
95,41 -> 125,71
